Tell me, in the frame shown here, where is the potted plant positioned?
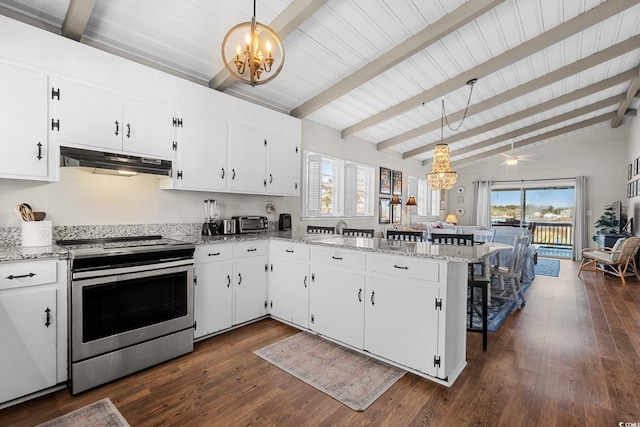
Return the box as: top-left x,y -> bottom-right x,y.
592,203 -> 627,241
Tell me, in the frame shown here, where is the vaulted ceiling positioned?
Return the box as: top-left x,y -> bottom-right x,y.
2,0 -> 639,169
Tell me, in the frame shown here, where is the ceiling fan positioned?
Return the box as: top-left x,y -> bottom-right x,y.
500,141 -> 534,166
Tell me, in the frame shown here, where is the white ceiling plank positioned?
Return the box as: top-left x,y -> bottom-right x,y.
376,33 -> 640,150
290,0 -> 505,118
611,68 -> 640,127
342,0 -> 640,139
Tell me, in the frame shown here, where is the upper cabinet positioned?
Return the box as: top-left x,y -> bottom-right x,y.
162,112 -> 228,192
51,79 -> 177,159
228,122 -> 300,196
0,63 -> 50,180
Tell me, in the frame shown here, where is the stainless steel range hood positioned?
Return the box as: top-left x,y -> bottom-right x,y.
60,146 -> 172,177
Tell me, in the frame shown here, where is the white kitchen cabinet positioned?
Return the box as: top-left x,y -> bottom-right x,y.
366,253 -> 466,381
268,241 -> 309,328
194,244 -> 234,339
227,122 -> 300,196
0,260 -> 67,404
233,241 -> 268,325
309,247 -> 366,349
227,123 -> 268,194
167,112 -> 228,191
365,275 -> 440,376
266,133 -> 300,196
0,62 -> 49,180
52,78 -> 177,159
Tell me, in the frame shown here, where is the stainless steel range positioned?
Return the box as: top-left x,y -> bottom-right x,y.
57,235 -> 195,394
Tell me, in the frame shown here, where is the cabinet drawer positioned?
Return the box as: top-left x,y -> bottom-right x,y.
0,260 -> 58,290
311,247 -> 366,270
233,240 -> 268,258
367,254 -> 440,283
270,241 -> 309,262
195,244 -> 233,263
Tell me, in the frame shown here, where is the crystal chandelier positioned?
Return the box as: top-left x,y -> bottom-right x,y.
221,0 -> 285,86
426,79 -> 477,190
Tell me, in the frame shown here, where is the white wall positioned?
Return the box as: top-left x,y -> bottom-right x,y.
0,169 -> 299,227
296,119 -> 433,235
626,115 -> 640,232
452,124 -> 630,248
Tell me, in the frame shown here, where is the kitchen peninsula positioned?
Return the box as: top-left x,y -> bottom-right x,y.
196,232 -> 501,387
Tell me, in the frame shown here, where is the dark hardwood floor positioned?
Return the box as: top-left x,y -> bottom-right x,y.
1,259 -> 639,426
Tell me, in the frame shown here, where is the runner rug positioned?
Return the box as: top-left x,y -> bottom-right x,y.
37,398 -> 129,427
254,332 -> 405,411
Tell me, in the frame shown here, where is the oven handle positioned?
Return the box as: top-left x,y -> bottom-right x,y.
72,258 -> 194,281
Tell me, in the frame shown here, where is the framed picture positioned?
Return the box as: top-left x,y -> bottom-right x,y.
629,164 -> 633,180
392,201 -> 402,224
379,197 -> 391,224
635,158 -> 639,176
379,167 -> 391,195
628,182 -> 632,198
392,170 -> 402,195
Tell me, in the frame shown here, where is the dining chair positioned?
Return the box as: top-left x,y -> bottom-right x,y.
342,228 -> 375,237
578,236 -> 640,285
491,235 -> 529,311
385,230 -> 424,242
430,233 -> 474,246
306,225 -> 335,234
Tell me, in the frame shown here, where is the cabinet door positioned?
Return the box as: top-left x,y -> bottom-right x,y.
228,123 -> 267,194
365,276 -> 439,376
194,261 -> 233,338
309,264 -> 364,349
0,287 -> 57,403
234,256 -> 268,325
122,97 -> 176,159
53,79 -> 123,151
267,133 -> 299,196
0,63 -> 49,178
176,113 -> 228,191
269,259 -> 309,328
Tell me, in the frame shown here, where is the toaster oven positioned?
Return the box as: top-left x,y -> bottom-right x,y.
232,216 -> 269,233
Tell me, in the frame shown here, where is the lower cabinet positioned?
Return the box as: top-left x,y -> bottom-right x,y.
233,241 -> 268,326
268,241 -> 310,328
309,247 -> 366,349
194,244 -> 234,339
0,260 -> 67,405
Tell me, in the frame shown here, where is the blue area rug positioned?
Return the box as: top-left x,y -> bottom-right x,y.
468,281 -> 532,333
534,258 -> 561,277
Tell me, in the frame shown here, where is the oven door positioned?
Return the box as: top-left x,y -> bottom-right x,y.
71,260 -> 194,362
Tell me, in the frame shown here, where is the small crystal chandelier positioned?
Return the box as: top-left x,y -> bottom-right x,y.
426,79 -> 477,190
221,0 -> 285,86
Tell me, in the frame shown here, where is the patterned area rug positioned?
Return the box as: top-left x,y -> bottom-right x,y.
534,258 -> 561,277
468,280 -> 532,332
36,398 -> 129,427
254,332 -> 405,411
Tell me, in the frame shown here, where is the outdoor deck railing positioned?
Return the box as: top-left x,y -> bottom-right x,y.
493,221 -> 574,248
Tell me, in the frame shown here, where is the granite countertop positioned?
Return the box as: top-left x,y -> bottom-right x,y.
0,245 -> 69,263
0,228 -> 500,264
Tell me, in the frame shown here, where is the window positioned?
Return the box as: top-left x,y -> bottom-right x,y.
491,187 -> 575,224
304,151 -> 374,218
407,176 -> 440,217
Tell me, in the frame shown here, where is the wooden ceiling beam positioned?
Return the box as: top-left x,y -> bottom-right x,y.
611,67 -> 640,128
61,0 -> 95,41
290,0 -> 504,118
422,94 -> 624,166
450,112 -> 617,168
403,69 -> 637,159
342,0 -> 639,139
377,36 -> 640,151
209,0 -> 328,91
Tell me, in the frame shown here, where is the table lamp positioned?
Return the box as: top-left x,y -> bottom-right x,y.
406,196 -> 417,227
445,213 -> 458,225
